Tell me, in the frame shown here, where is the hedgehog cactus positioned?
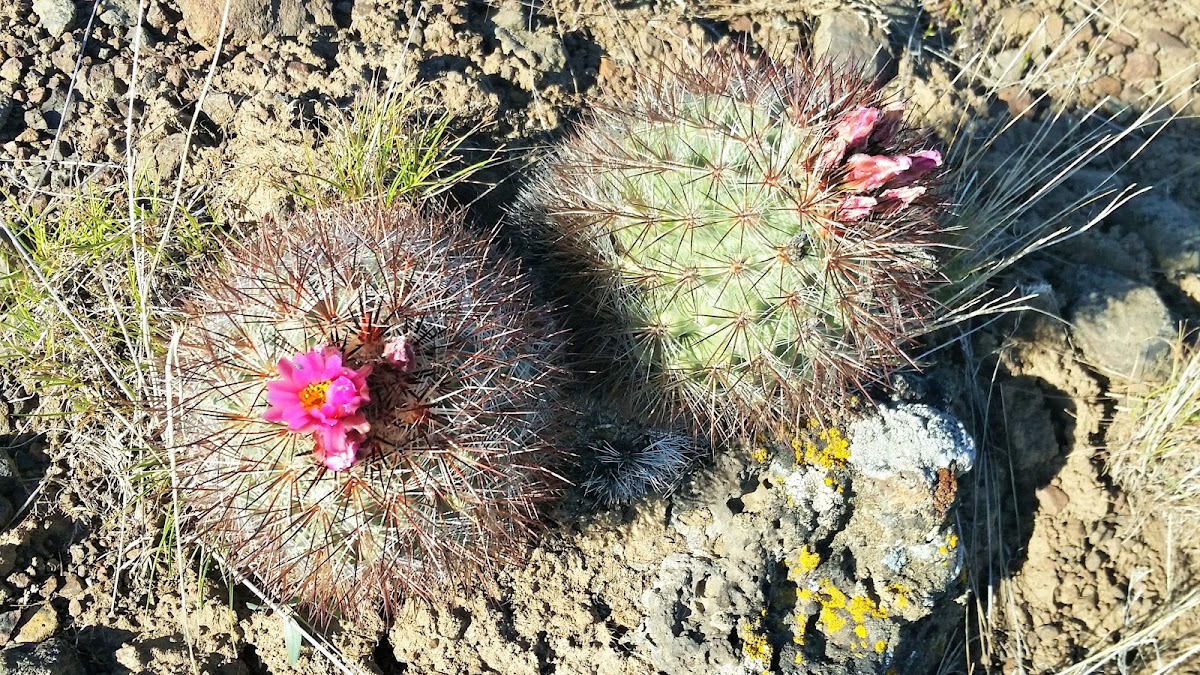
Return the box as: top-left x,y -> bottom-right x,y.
518,52 -> 947,441
175,203 -> 569,621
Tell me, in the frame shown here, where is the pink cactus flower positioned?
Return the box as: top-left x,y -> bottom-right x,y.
836,195 -> 879,221
263,346 -> 373,471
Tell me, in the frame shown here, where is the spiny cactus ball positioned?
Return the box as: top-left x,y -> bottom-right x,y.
175,203 -> 569,621
518,51 -> 947,441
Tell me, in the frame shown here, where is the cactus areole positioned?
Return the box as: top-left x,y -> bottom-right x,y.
520,51 -> 947,440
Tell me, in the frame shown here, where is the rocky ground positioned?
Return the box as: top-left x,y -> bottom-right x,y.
1,0 -> 1199,673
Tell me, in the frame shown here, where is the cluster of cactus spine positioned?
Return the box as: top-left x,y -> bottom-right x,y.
578,419 -> 695,504
175,202 -> 569,621
517,51 -> 947,441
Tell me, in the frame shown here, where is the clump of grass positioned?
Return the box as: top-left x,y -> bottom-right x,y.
290,76 -> 495,208
0,185 -> 217,491
1109,340 -> 1200,534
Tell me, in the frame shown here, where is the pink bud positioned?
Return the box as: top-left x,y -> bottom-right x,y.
834,107 -> 880,150
817,107 -> 881,172
383,335 -> 416,371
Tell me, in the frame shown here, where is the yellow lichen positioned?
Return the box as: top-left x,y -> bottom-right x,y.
819,604 -> 847,633
739,613 -> 772,667
888,584 -> 911,610
750,444 -> 769,463
846,594 -> 888,623
810,579 -> 891,643
875,640 -> 887,653
793,424 -> 851,470
787,546 -> 821,582
820,580 -> 847,609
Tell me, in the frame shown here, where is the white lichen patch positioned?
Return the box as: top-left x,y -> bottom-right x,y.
847,404 -> 975,482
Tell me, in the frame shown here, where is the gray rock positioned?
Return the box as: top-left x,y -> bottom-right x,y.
0,59 -> 21,83
200,92 -> 236,127
848,403 -> 976,482
179,0 -> 335,47
1121,52 -> 1160,81
1111,193 -> 1200,276
0,91 -> 10,129
22,110 -> 46,132
0,610 -> 18,648
812,11 -> 890,78
135,133 -> 189,180
491,2 -> 566,90
1068,268 -> 1174,381
988,48 -> 1030,85
78,63 -> 116,102
0,637 -> 85,675
97,0 -> 136,27
30,0 -> 76,38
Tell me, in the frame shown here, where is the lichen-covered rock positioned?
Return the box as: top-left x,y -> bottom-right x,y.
847,403 -> 975,481
632,408 -> 973,674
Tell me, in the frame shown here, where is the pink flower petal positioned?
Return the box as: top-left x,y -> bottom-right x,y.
834,107 -> 880,150
293,349 -> 327,374
276,357 -> 295,380
844,154 -> 912,192
340,412 -> 371,435
314,427 -> 361,471
836,195 -> 878,221
884,150 -> 942,188
266,380 -> 302,401
816,139 -> 848,174
325,375 -> 362,408
880,185 -> 926,204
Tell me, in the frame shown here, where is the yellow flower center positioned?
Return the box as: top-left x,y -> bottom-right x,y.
299,381 -> 330,410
